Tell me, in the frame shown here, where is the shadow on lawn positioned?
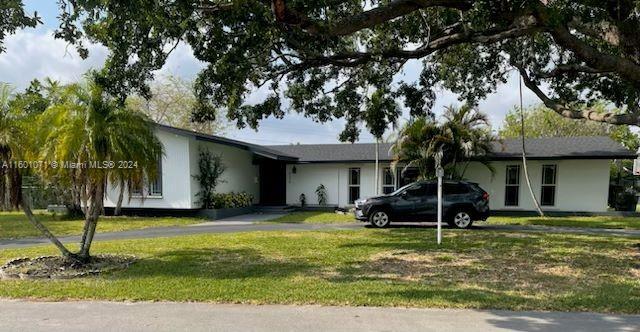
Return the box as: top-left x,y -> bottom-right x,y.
117,247 -> 315,280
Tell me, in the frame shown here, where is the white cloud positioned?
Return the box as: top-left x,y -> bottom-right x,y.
0,29 -> 109,89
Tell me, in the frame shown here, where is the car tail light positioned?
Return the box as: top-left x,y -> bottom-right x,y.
482,192 -> 490,201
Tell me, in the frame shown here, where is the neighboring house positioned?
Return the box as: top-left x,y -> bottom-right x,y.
104,124 -> 636,214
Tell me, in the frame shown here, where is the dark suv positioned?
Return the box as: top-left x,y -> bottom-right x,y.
354,180 -> 490,228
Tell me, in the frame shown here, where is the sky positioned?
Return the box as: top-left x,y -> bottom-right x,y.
0,1 -> 542,145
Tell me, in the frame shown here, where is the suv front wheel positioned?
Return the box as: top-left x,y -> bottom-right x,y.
369,210 -> 391,228
448,210 -> 473,229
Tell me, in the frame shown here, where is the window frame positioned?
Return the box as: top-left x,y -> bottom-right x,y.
131,156 -> 163,197
348,167 -> 361,204
504,165 -> 520,207
382,167 -> 395,194
540,164 -> 557,206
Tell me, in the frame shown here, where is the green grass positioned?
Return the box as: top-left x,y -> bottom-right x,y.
267,211 -> 356,224
0,228 -> 638,313
0,211 -> 203,240
487,215 -> 640,229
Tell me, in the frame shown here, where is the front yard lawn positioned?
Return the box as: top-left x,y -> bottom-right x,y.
0,211 -> 203,240
1,228 -> 638,313
488,215 -> 640,230
267,211 -> 356,224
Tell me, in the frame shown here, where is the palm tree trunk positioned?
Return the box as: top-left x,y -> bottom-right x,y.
374,139 -> 379,195
114,178 -> 125,216
81,183 -> 88,215
79,179 -> 104,260
21,192 -> 75,259
0,168 -> 6,211
8,167 -> 21,210
519,73 -> 544,217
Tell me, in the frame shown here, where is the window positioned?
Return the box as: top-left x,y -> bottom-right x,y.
396,167 -> 419,187
382,167 -> 395,194
148,156 -> 163,196
444,183 -> 469,195
505,165 -> 520,206
348,168 -> 360,204
540,165 -> 556,206
406,183 -> 427,197
131,156 -> 162,197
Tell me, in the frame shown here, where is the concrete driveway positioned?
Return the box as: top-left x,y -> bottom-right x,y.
1,300 -> 638,332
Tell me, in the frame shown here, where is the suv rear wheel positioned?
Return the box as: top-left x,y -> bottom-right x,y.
369,210 -> 391,228
447,210 -> 473,229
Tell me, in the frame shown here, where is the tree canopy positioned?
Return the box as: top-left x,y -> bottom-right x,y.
500,103 -> 640,151
126,75 -> 228,135
4,1 -> 640,141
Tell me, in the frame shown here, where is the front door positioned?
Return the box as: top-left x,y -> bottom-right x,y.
259,160 -> 286,205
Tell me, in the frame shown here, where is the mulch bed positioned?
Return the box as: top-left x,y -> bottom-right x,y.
0,255 -> 136,280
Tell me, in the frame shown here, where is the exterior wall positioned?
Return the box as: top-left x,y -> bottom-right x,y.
285,159 -> 612,212
462,159 -> 611,212
285,162 -> 389,207
104,128 -> 194,209
105,128 -> 261,210
189,139 -> 260,207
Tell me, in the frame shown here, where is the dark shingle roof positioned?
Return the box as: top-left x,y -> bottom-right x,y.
156,123 -> 298,161
267,136 -> 636,163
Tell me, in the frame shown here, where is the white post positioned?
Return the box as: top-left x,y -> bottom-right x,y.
374,139 -> 379,195
436,166 -> 444,245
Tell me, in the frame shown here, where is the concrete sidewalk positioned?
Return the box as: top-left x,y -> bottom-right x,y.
0,300 -> 638,332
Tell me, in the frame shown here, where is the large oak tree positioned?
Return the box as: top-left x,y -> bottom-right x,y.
3,1 -> 640,141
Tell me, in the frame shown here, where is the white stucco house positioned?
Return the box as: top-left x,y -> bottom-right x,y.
104,124 -> 636,214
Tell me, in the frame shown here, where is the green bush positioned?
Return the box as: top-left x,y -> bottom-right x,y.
613,187 -> 638,211
212,192 -> 253,209
194,149 -> 226,209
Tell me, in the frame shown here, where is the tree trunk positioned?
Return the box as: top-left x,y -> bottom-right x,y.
79,179 -> 104,260
21,192 -> 76,259
8,168 -> 22,210
519,73 -> 545,217
374,139 -> 379,195
81,183 -> 88,215
0,167 -> 6,211
114,178 -> 125,216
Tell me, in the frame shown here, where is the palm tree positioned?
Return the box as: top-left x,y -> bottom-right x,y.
35,77 -> 162,261
390,105 -> 495,180
0,84 -> 28,210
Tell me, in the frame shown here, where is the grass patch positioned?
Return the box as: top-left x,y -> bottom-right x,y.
488,215 -> 640,229
0,211 -> 203,240
267,211 -> 356,224
0,228 -> 638,313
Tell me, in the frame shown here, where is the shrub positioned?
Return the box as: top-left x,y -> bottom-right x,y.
316,184 -> 327,205
212,192 -> 253,209
299,193 -> 306,207
193,149 -> 226,209
613,187 -> 638,211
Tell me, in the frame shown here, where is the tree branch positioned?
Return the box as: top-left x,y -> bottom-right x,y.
537,64 -> 612,78
517,65 -> 640,125
534,4 -> 640,85
270,0 -> 471,36
281,17 -> 541,74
